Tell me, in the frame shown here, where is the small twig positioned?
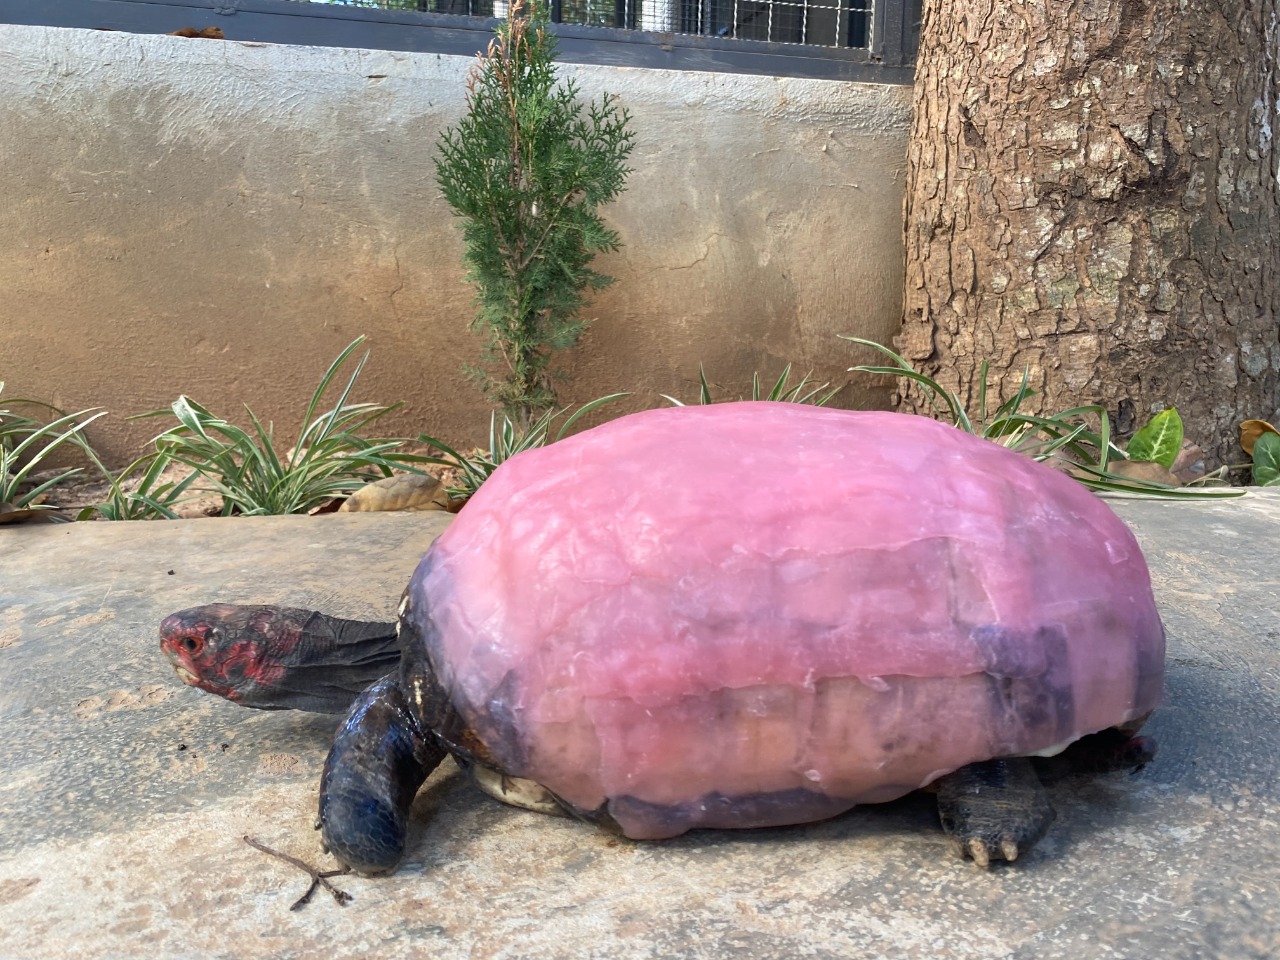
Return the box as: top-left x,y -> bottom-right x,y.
243,835 -> 352,910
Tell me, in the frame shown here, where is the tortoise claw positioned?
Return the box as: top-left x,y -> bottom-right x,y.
1000,836 -> 1021,862
952,834 -> 1023,867
968,838 -> 991,868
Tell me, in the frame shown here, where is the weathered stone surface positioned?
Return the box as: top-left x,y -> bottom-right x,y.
0,497 -> 1277,959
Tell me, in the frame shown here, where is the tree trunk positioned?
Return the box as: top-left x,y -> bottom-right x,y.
902,0 -> 1279,466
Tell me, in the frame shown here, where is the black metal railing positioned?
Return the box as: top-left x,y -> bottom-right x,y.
304,0 -> 874,49
0,0 -> 917,81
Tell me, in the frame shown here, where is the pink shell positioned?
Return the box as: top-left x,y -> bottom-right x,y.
410,404 -> 1164,839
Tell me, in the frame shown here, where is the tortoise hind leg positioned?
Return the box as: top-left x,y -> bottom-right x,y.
1034,725 -> 1157,783
935,758 -> 1056,867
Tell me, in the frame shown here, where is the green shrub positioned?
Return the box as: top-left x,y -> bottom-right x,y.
435,0 -> 635,427
78,451 -> 201,521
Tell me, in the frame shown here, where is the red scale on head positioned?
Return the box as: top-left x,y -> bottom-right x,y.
160,607 -> 294,702
217,638 -> 287,690
248,607 -> 304,654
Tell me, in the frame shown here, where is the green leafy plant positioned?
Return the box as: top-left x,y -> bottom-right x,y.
1253,433 -> 1280,485
77,450 -> 201,521
435,0 -> 635,428
662,364 -> 839,407
139,337 -> 426,516
1125,407 -> 1183,468
0,382 -> 104,516
1240,420 -> 1280,486
842,337 -> 1239,498
418,393 -> 627,501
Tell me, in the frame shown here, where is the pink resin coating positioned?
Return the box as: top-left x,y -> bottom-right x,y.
410,404 -> 1164,839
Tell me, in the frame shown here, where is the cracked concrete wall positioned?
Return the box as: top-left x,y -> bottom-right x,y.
0,25 -> 912,461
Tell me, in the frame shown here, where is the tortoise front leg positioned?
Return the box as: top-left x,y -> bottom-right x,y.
934,758 -> 1057,867
318,675 -> 447,874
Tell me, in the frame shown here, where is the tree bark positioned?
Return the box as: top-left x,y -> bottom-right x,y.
902,0 -> 1279,465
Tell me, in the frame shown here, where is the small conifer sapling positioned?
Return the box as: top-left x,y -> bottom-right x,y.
435,0 -> 635,427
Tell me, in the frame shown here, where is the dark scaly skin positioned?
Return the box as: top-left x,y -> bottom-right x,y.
318,675 -> 447,874
159,604 -> 399,713
316,595 -> 480,872
936,758 -> 1058,867
937,725 -> 1157,867
160,602 -> 459,872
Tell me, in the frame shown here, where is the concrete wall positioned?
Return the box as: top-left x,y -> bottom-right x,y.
0,24 -> 913,462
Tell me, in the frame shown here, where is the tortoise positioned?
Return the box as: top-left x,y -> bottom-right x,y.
161,403 -> 1163,874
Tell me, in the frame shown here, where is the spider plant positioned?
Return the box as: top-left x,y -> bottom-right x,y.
0,382 -> 104,518
418,393 -> 629,501
841,336 -> 1240,498
662,363 -> 839,407
77,450 -> 202,521
139,337 -> 428,516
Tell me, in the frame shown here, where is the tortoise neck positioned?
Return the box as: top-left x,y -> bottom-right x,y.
258,612 -> 401,714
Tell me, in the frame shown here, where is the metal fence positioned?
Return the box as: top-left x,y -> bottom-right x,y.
289,0 -> 873,49
2,0 -> 917,80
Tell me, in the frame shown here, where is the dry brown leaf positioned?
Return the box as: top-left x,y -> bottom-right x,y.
338,473 -> 449,513
1106,460 -> 1182,486
1239,419 -> 1279,456
0,504 -> 60,525
1170,440 -> 1207,485
168,26 -> 225,39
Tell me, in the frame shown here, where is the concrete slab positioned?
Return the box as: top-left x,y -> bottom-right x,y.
1,497 -> 1277,960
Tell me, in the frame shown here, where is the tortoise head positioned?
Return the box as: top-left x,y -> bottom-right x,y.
160,603 -> 402,713
160,604 -> 305,708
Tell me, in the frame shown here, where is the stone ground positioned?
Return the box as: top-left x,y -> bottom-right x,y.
0,496 -> 1277,960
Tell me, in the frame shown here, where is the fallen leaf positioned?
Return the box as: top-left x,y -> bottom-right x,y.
0,503 -> 60,525
168,26 -> 225,38
1170,440 -> 1207,485
339,473 -> 449,513
1106,460 -> 1182,486
1239,419 -> 1279,456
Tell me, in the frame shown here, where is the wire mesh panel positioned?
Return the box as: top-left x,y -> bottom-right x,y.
291,0 -> 873,48
304,0 -> 498,14
667,0 -> 869,46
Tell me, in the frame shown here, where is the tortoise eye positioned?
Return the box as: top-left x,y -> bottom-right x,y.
181,635 -> 204,656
